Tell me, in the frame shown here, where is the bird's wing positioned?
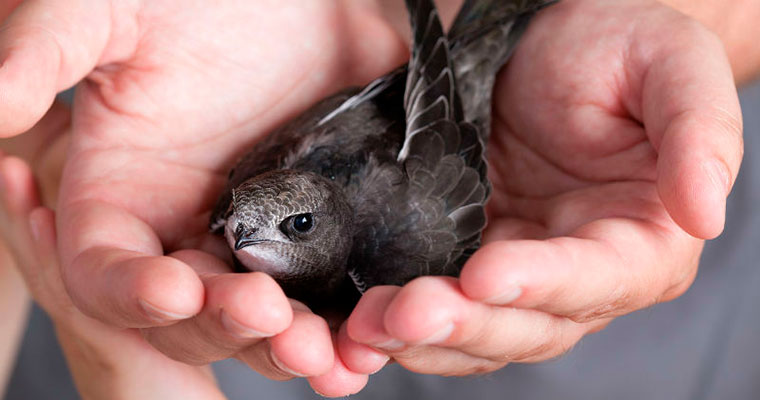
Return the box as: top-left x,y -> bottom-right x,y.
317,68 -> 406,127
448,0 -> 558,140
399,0 -> 488,181
348,0 -> 489,290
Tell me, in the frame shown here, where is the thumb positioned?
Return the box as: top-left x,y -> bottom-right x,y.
642,24 -> 743,239
0,0 -> 131,137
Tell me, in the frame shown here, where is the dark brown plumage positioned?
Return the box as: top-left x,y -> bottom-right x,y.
210,0 -> 556,311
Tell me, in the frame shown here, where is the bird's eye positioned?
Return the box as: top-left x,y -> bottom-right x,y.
280,213 -> 315,240
292,213 -> 313,232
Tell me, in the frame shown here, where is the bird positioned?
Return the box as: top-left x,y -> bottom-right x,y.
210,0 -> 556,313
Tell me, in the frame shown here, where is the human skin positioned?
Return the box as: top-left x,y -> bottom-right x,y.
0,239 -> 27,397
1,1 -> 403,396
659,0 -> 760,84
344,0 -> 747,375
0,0 -> 754,397
0,101 -> 68,394
0,142 -> 228,400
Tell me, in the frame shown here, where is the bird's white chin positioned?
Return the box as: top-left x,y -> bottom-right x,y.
233,246 -> 290,275
224,217 -> 290,275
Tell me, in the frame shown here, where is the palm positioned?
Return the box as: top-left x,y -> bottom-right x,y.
52,1 -> 406,394
0,111 -> 225,399
2,0 -> 743,392
485,0 -> 696,266
340,0 -> 743,379
62,0 -> 405,249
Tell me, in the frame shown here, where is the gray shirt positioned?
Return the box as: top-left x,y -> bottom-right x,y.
6,80 -> 760,400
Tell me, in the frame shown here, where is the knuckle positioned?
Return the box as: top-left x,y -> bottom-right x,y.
140,328 -> 200,364
395,348 -> 506,377
519,322 -> 586,363
512,339 -> 557,362
509,318 -> 567,362
237,345 -> 295,381
566,289 -> 634,323
443,360 -> 507,377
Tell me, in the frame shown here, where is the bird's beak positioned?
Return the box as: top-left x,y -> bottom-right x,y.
234,225 -> 260,251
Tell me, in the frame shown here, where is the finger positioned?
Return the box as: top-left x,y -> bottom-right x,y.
235,340 -> 295,381
0,155 -> 42,290
142,256 -> 292,365
27,207 -> 77,316
460,221 -> 702,322
0,0 -> 115,136
174,228 -> 233,265
266,305 -> 334,377
382,277 -> 600,363
0,155 -> 40,217
336,322 -> 389,375
57,153 -> 221,329
0,0 -> 23,22
28,208 -> 59,281
0,155 -> 73,317
348,284 -> 499,374
346,285 -> 404,351
307,335 -> 369,398
638,19 -> 743,239
0,100 -> 70,207
0,100 -> 70,162
236,304 -> 334,379
58,200 -> 205,328
0,154 -> 40,283
1,189 -> 79,327
27,209 -> 229,399
348,280 -> 587,375
388,313 -> 608,376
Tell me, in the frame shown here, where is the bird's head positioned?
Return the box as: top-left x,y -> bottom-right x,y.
224,169 -> 354,296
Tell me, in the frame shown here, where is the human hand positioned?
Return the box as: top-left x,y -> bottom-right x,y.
344,0 -> 742,375
1,130 -> 229,399
0,0 -> 410,395
0,101 -> 69,393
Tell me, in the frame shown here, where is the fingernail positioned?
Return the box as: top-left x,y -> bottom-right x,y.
483,286 -> 523,305
367,353 -> 391,375
706,160 -> 731,196
220,309 -> 271,339
372,338 -> 405,351
270,351 -> 307,377
416,322 -> 455,345
368,355 -> 391,375
138,298 -> 191,322
29,213 -> 41,242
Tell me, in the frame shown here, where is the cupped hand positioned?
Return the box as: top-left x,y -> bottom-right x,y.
344,0 -> 743,376
1,129 -> 228,399
1,0 -> 412,396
